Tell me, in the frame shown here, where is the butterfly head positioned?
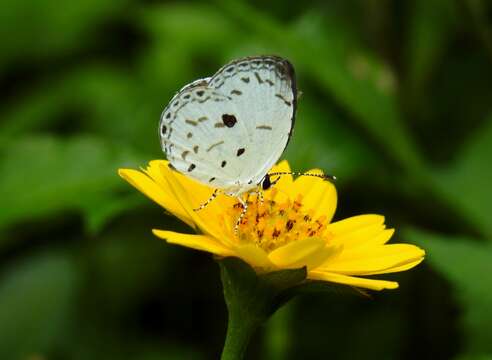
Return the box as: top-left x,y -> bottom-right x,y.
260,174 -> 272,191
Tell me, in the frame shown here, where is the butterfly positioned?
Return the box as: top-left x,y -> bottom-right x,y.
159,55 -> 297,196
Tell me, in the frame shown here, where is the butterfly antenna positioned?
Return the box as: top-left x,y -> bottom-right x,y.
193,189 -> 219,211
268,171 -> 337,181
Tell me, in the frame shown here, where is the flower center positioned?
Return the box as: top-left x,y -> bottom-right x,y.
228,188 -> 329,252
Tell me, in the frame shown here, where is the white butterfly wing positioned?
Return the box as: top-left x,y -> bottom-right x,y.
160,85 -> 240,189
159,56 -> 296,194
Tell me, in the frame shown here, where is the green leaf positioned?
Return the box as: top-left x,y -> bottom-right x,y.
141,3 -> 240,53
138,3 -> 244,111
404,0 -> 456,98
0,87 -> 65,140
284,99 -> 381,180
431,115 -> 492,238
82,193 -> 145,235
404,228 -> 492,354
90,222 -> 175,316
0,135 -> 143,235
0,251 -> 80,359
0,0 -> 131,67
0,66 -> 157,153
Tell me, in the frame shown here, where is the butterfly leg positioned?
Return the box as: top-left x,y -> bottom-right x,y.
193,189 -> 219,211
258,189 -> 264,205
234,194 -> 249,234
249,189 -> 264,205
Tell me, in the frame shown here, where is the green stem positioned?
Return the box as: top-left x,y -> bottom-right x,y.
219,258 -> 270,360
218,258 -> 307,360
221,309 -> 265,360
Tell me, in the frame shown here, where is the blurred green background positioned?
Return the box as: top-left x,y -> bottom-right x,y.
1,0 -> 491,359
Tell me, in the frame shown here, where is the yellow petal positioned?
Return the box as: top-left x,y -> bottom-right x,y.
334,228 -> 395,251
146,160 -> 219,215
373,258 -> 424,274
234,244 -> 273,269
308,271 -> 399,290
364,228 -> 395,247
321,244 -> 425,275
269,160 -> 293,186
330,222 -> 387,249
153,229 -> 232,256
290,170 -> 337,222
261,160 -> 293,203
160,161 -> 238,217
327,214 -> 385,235
161,165 -> 231,242
145,160 -> 169,188
268,237 -> 340,270
160,161 -> 227,209
118,168 -> 194,228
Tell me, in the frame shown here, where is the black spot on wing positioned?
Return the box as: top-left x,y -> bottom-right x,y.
193,145 -> 199,154
188,164 -> 196,172
221,160 -> 227,168
161,125 -> 167,135
236,148 -> 245,157
222,114 -> 237,128
241,77 -> 250,83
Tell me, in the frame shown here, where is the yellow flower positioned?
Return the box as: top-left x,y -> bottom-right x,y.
119,160 -> 424,291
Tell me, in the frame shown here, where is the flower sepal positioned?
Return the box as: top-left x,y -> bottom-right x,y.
218,257 -> 306,360
219,256 -> 307,318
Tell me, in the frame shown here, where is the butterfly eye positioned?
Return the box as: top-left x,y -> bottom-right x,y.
261,174 -> 272,190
